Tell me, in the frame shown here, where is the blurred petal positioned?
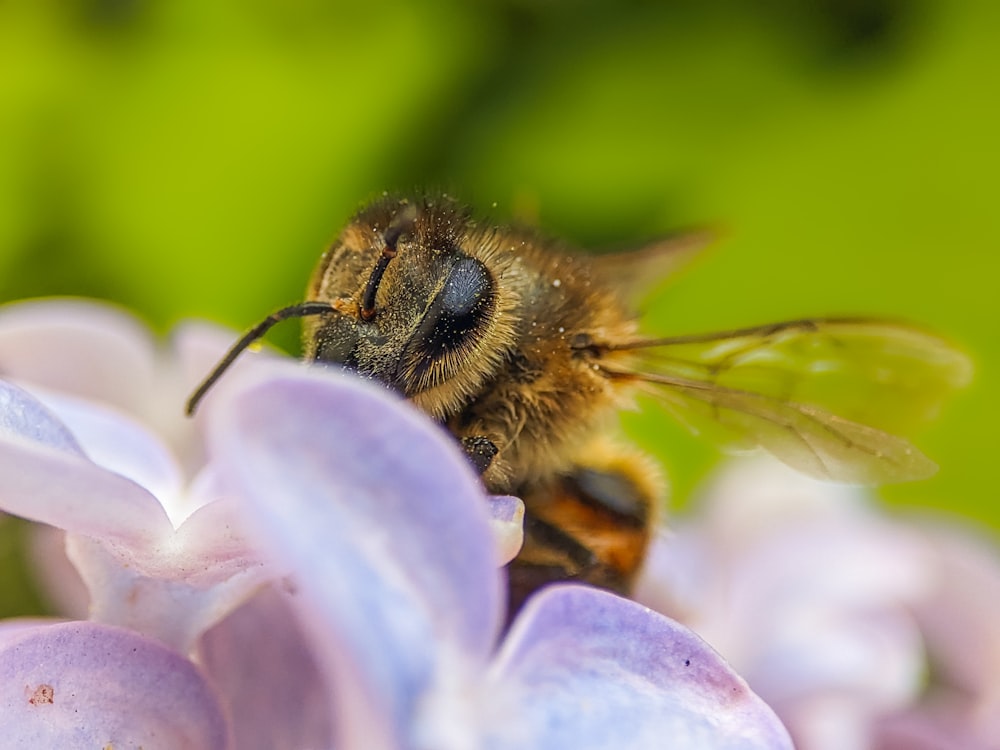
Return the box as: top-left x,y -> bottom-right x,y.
712,523 -> 925,708
164,321 -> 281,474
0,299 -> 157,414
208,363 -> 502,750
0,379 -> 83,455
677,456 -> 869,555
28,527 -> 89,619
867,523 -> 1000,750
875,707 -> 1000,750
909,524 -> 1000,700
1,338 -> 272,653
31,389 -> 186,524
635,458 -> 948,750
170,319 -> 281,397
198,586 -> 334,750
488,495 -> 524,565
0,385 -> 172,545
637,460 -> 928,706
484,585 -> 794,750
0,621 -> 231,748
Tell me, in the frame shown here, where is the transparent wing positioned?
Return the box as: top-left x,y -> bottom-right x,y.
589,229 -> 716,304
600,318 -> 973,484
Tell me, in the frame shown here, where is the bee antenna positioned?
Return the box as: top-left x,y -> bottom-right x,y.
359,246 -> 395,322
360,202 -> 418,321
185,300 -> 336,416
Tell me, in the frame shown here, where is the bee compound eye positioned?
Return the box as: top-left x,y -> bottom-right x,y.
406,257 -> 495,373
440,257 -> 492,317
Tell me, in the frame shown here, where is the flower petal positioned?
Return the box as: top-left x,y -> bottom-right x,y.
484,585 -> 794,750
27,527 -> 90,619
0,379 -> 83,455
208,363 -> 502,749
64,495 -> 270,653
875,708 -> 1000,750
198,586 -> 334,750
635,459 -> 930,750
0,621 -> 231,748
0,299 -> 156,414
32,389 -> 185,524
2,375 -> 271,651
488,495 -> 524,565
0,383 -> 171,544
909,524 -> 1000,700
0,618 -> 62,645
170,319 -> 281,398
868,523 -> 1000,750
165,320 -> 282,474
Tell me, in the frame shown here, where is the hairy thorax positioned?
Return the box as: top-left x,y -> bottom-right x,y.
442,239 -> 640,494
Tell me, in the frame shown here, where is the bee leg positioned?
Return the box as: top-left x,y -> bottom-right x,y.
505,451 -> 662,621
460,436 -> 498,476
507,515 -> 627,620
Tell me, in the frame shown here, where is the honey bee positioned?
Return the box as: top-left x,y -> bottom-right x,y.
187,194 -> 971,615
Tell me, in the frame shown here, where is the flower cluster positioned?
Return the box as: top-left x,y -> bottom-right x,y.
636,459 -> 1000,750
0,299 -> 791,749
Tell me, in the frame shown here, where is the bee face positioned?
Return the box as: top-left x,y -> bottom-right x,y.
302,198 -> 516,418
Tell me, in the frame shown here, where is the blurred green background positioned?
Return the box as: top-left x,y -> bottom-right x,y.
0,0 -> 996,535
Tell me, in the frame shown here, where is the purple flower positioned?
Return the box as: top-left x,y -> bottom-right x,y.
0,620 -> 231,747
0,359 -> 273,654
635,458 -> 1000,750
0,298 -> 793,748
203,364 -> 793,749
873,526 -> 1000,750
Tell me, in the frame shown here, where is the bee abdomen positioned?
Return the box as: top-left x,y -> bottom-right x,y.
507,451 -> 661,618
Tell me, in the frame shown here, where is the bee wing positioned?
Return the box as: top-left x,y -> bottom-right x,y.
602,318 -> 973,484
590,229 -> 716,303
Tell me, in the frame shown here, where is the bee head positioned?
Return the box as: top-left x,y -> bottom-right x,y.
304,196 -> 517,419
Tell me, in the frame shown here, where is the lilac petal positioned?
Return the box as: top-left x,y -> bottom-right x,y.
0,385 -> 268,653
208,363 -> 502,750
485,585 -> 794,750
0,299 -> 157,414
875,707 -> 1000,750
865,525 -> 1000,750
0,379 -> 84,455
32,389 -> 185,523
28,527 -> 90,619
198,586 -> 334,750
0,387 -> 268,651
0,621 -> 232,748
0,618 -> 62,646
169,492 -> 269,587
488,495 -> 524,565
909,524 -> 1000,698
170,321 -> 283,431
636,460 -> 928,711
170,320 -> 280,397
65,496 -> 271,654
0,385 -> 171,544
167,321 -> 286,475
701,523 -> 924,704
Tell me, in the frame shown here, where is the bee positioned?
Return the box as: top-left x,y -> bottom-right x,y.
187,194 -> 971,615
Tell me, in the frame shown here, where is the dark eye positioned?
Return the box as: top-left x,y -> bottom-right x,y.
396,256 -> 496,392
421,257 -> 494,358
